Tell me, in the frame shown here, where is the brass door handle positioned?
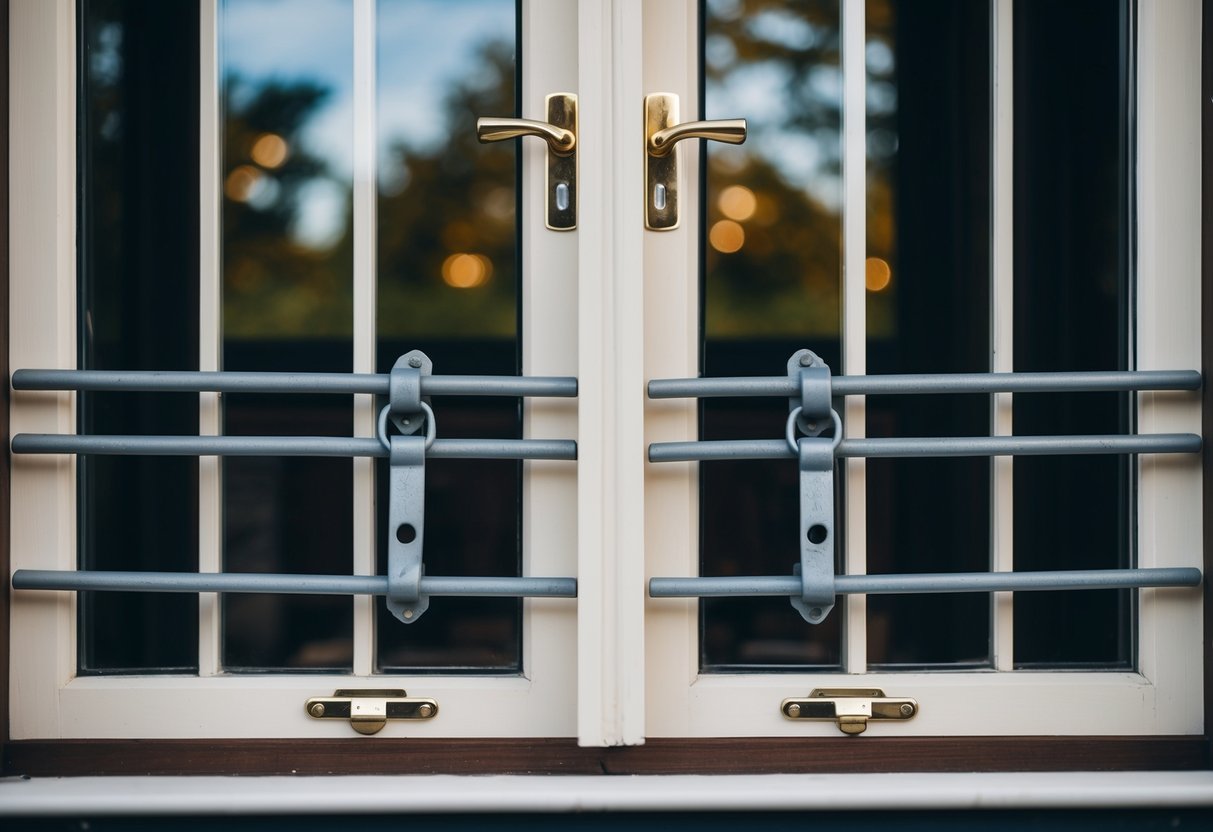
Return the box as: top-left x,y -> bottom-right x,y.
645,93 -> 747,230
477,93 -> 578,230
477,117 -> 575,155
648,118 -> 746,157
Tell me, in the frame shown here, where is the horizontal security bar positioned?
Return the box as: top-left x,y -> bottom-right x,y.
648,369 -> 1201,399
12,369 -> 577,398
649,567 -> 1201,598
12,569 -> 578,598
648,434 -> 1201,462
13,434 -> 577,461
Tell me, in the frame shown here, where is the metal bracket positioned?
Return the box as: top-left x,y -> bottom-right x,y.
786,351 -> 838,625
305,689 -> 438,735
781,688 -> 917,736
789,435 -> 836,625
787,349 -> 831,436
389,350 -> 431,436
387,433 -> 428,624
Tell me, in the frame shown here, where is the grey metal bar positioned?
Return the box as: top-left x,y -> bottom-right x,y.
12,434 -> 577,460
648,369 -> 1201,399
12,369 -> 578,398
12,569 -> 578,598
648,434 -> 1201,462
649,567 -> 1201,597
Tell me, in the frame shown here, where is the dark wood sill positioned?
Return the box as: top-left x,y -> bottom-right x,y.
3,736 -> 1208,777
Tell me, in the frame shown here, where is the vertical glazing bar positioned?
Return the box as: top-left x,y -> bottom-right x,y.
841,0 -> 867,674
577,0 -> 647,746
352,0 -> 376,676
197,0 -> 222,677
990,0 -> 1015,672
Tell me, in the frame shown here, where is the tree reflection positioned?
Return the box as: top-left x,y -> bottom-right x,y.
222,38 -> 517,340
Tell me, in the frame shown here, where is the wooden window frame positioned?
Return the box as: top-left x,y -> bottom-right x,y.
3,0 -> 1211,774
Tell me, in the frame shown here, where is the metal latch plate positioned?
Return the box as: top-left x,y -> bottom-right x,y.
781,688 -> 917,735
306,689 -> 438,735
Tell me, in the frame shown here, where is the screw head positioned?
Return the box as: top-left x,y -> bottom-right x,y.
408,356 -> 423,368
308,702 -> 326,718
418,703 -> 435,718
799,354 -> 814,366
786,703 -> 801,717
899,703 -> 914,717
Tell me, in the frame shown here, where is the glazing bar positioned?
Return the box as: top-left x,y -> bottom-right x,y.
649,567 -> 1201,597
648,434 -> 1201,462
647,369 -> 1201,399
12,369 -> 578,398
13,569 -> 577,597
13,434 -> 577,460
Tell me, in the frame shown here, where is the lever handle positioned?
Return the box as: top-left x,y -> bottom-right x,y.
477,117 -> 576,156
474,93 -> 578,231
648,118 -> 746,158
644,93 -> 747,230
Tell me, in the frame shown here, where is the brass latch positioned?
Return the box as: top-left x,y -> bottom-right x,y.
781,688 -> 917,736
305,689 -> 438,735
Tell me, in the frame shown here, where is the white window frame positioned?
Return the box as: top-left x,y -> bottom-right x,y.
642,0 -> 1204,738
8,0 -> 592,741
6,0 -> 1204,746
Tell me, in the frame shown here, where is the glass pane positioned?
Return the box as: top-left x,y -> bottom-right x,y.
78,0 -> 200,674
864,0 -> 991,668
374,0 -> 521,671
700,0 -> 843,671
220,0 -> 354,671
1012,0 -> 1134,668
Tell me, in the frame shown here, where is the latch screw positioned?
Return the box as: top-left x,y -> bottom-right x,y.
899,703 -> 915,717
786,703 -> 801,717
418,703 -> 435,718
309,702 -> 326,718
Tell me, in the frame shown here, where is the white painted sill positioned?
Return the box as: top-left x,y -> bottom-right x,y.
2,771 -> 1213,815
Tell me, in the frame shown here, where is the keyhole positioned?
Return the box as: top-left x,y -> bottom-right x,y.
807,524 -> 828,545
654,183 -> 667,210
396,523 -> 417,544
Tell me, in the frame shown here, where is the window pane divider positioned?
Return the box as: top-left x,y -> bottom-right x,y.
841,0 -> 867,674
991,0 -> 1015,673
352,0 -> 377,678
197,0 -> 222,678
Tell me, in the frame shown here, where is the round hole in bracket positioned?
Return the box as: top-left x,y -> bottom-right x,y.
807,524 -> 828,545
396,523 -> 417,544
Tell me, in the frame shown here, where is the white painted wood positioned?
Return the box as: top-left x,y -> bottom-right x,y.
1134,0 -> 1203,729
351,0 -> 376,678
643,0 -> 1203,738
9,0 -> 582,740
990,0 -> 1015,673
642,0 -> 702,740
518,0 -> 581,737
8,0 -> 77,739
841,0 -> 868,674
4,772 -> 1213,814
576,0 -> 647,746
196,0 -> 222,679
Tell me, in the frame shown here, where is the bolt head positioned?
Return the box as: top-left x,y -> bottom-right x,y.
786,703 -> 801,717
408,357 -> 423,368
899,703 -> 914,717
418,703 -> 435,718
308,702 -> 326,718
799,354 -> 814,366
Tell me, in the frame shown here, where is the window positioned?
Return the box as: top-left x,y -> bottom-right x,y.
5,0 -> 1205,768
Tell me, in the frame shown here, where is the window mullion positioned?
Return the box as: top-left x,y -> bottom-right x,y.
991,0 -> 1015,673
841,0 -> 868,674
351,0 -> 378,678
197,0 -> 222,678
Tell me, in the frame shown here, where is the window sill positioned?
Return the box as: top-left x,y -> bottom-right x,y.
2,771 -> 1213,815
